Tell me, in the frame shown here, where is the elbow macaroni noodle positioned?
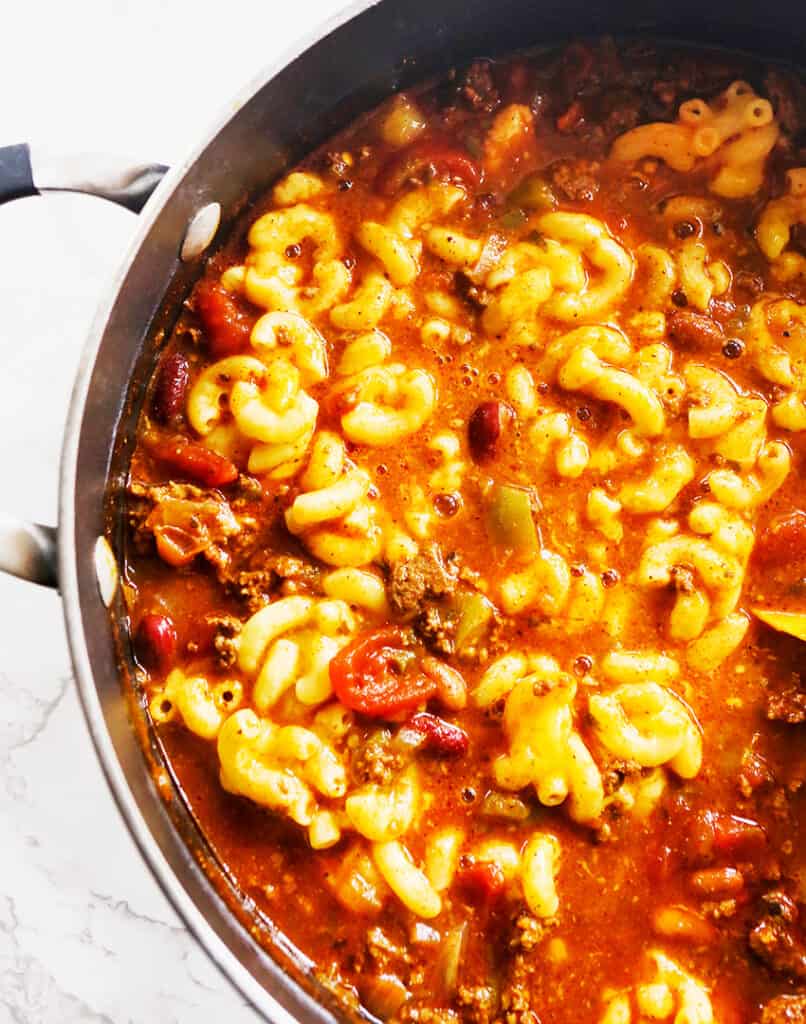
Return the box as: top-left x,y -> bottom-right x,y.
150,669 -> 242,740
237,595 -> 357,709
637,501 -> 754,666
521,833 -> 561,919
218,708 -> 346,845
543,326 -> 666,437
600,951 -> 715,1024
757,168 -> 806,281
345,768 -> 419,842
611,80 -> 779,197
186,312 -> 323,478
336,362 -> 437,447
684,363 -> 768,467
242,203 -> 351,317
482,215 -> 632,343
635,219 -> 730,313
488,659 -> 605,825
618,446 -> 695,514
284,432 -> 384,566
746,298 -> 806,430
589,682 -> 703,778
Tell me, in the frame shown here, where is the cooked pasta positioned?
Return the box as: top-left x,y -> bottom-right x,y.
125,38 -> 806,1024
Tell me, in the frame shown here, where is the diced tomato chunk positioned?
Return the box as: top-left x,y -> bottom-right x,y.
149,438 -> 239,488
195,280 -> 255,357
456,860 -> 507,906
329,628 -> 438,717
756,510 -> 806,565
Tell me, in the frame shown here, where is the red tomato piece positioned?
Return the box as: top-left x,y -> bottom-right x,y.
456,860 -> 507,906
195,280 -> 255,358
329,628 -> 438,717
756,510 -> 806,565
150,438 -> 239,488
375,140 -> 481,197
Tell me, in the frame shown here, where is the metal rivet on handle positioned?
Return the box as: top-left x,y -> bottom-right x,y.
94,536 -> 119,607
180,202 -> 221,262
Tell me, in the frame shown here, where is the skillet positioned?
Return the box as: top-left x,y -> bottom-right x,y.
1,0 -> 803,1018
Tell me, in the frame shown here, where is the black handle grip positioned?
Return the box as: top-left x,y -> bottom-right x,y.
0,144 -> 168,212
0,144 -> 38,205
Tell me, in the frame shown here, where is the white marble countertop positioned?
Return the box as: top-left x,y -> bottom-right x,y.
0,2 -> 350,1020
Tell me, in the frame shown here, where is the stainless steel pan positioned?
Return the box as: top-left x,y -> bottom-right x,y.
1,0 -> 802,1018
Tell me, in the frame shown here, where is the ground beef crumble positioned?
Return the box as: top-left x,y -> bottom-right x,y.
509,911 -> 551,952
219,555 -> 321,614
767,685 -> 806,724
458,61 -> 501,113
208,614 -> 241,669
456,985 -> 497,1024
760,994 -> 806,1024
549,158 -> 600,202
387,546 -> 460,617
749,891 -> 806,980
414,604 -> 458,657
352,736 -> 403,786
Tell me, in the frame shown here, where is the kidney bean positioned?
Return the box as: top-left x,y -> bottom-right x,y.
195,280 -> 254,358
689,867 -> 745,898
685,809 -> 767,865
151,351 -> 190,425
456,859 -> 506,906
407,712 -> 469,756
668,310 -> 724,349
684,809 -> 717,865
150,438 -> 239,487
135,613 -> 177,671
711,813 -> 767,857
652,904 -> 718,946
468,400 -> 513,462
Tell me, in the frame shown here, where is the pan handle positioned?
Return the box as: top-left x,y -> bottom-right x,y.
0,522 -> 59,588
0,145 -> 169,589
0,143 -> 168,212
